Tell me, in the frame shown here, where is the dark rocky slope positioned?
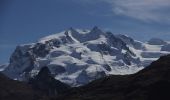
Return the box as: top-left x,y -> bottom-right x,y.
0,73 -> 46,100
29,66 -> 70,96
0,66 -> 70,100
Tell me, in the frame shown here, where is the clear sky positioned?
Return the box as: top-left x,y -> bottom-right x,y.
1,0 -> 170,64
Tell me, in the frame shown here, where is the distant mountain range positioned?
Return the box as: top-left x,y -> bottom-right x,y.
1,27 -> 170,86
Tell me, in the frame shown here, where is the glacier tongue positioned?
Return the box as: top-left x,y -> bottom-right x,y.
2,27 -> 170,87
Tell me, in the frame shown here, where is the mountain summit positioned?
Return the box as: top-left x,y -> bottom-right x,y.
2,27 -> 170,86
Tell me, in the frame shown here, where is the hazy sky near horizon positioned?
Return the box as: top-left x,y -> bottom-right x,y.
0,0 -> 170,64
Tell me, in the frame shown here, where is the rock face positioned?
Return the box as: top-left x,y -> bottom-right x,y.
2,27 -> 170,86
56,54 -> 170,100
29,66 -> 70,96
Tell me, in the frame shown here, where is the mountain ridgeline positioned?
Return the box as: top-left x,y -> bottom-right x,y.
2,27 -> 170,87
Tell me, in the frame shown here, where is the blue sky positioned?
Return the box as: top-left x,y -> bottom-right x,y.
0,0 -> 170,64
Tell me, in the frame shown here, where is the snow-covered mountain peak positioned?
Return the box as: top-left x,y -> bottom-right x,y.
2,27 -> 170,87
38,27 -> 104,44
